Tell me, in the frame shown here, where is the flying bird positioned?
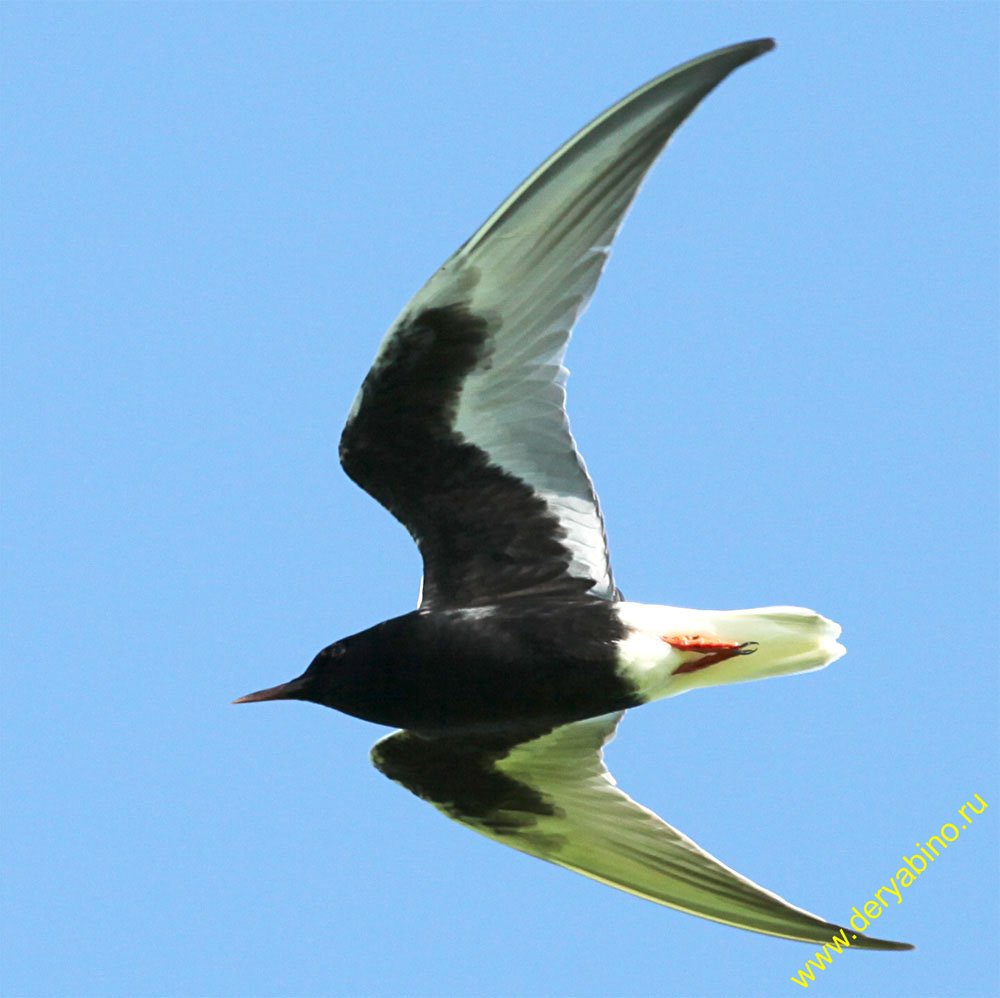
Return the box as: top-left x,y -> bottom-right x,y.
236,39 -> 912,951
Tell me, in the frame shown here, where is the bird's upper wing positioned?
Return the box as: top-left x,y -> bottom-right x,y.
340,40 -> 775,610
371,714 -> 913,950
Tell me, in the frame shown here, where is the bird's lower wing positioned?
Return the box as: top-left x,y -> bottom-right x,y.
371,713 -> 912,950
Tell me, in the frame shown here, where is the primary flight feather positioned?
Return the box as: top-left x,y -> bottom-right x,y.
236,38 -> 913,951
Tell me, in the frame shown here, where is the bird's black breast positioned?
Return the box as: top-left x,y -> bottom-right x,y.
320,597 -> 635,732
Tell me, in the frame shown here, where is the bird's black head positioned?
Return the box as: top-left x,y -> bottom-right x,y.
232,640 -> 352,711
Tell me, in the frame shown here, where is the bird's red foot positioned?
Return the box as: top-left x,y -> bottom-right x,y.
662,635 -> 759,674
662,635 -> 743,651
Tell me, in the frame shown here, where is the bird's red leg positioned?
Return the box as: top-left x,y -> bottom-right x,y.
662,635 -> 759,674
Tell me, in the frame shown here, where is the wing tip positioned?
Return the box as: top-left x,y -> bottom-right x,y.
716,37 -> 777,68
853,934 -> 915,952
703,37 -> 777,75
703,37 -> 776,62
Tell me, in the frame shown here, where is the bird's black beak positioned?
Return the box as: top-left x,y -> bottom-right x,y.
232,675 -> 308,704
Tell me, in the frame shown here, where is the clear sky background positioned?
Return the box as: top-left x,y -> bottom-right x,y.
3,4 -> 997,998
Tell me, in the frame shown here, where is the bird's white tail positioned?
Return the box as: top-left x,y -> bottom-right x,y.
613,602 -> 845,702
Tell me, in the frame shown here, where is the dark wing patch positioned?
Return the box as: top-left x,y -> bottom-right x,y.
340,305 -> 596,608
371,724 -> 560,837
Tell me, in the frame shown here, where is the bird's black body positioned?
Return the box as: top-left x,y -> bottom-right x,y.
292,597 -> 634,732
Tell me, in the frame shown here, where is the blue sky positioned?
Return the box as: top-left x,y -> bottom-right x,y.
3,4 -> 997,997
